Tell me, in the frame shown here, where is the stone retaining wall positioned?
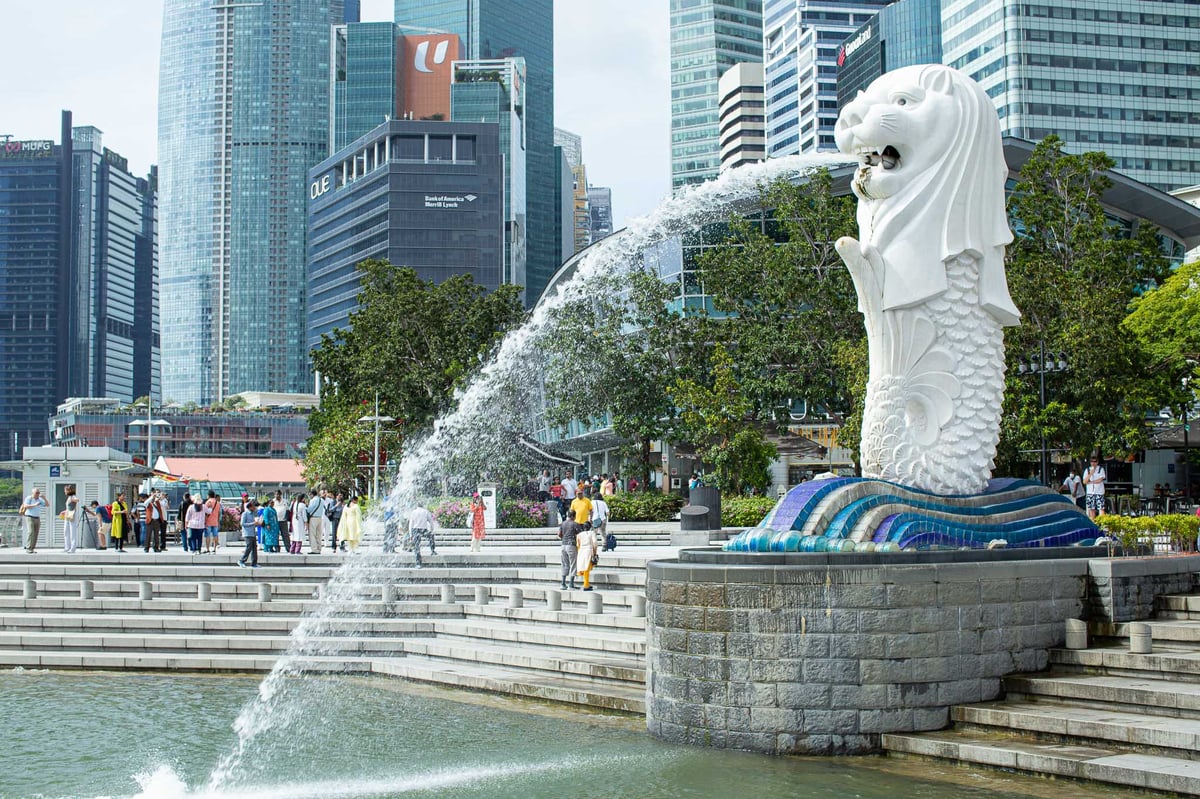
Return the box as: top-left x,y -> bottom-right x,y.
1085,555 -> 1200,625
645,549 -> 1094,754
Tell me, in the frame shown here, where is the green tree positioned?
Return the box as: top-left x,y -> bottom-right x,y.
669,344 -> 777,494
0,478 -> 22,509
541,268 -> 705,489
698,172 -> 864,462
999,136 -> 1174,475
307,260 -> 526,484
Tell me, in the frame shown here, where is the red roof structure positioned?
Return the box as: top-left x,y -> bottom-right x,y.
157,457 -> 305,487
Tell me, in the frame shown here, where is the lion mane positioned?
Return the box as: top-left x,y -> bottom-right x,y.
852,65 -> 1019,326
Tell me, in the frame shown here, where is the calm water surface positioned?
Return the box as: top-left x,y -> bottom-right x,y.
0,670 -> 1144,799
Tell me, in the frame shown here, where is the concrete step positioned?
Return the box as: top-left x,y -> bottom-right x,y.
883,728 -> 1200,795
0,630 -> 431,657
462,602 -> 647,631
430,617 -> 647,656
953,700 -> 1200,759
0,596 -> 464,617
1005,674 -> 1200,721
0,611 -> 440,637
397,637 -> 645,684
0,649 -> 375,673
370,656 -> 645,714
1051,644 -> 1200,683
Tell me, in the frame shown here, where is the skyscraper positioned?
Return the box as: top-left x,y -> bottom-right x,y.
394,0 -> 556,301
669,0 -> 763,191
762,0 -> 888,157
718,62 -> 767,171
835,0 -> 1200,193
554,128 -> 589,254
0,112 -> 157,460
587,186 -> 614,242
158,1 -> 351,404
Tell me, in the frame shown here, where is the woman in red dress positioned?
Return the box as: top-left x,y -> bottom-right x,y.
469,494 -> 487,552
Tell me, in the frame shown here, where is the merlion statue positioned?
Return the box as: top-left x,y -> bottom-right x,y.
834,64 -> 1019,495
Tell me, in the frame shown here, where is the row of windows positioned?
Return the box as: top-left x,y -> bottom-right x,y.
1020,77 -> 1200,102
1018,52 -> 1200,77
1024,28 -> 1200,52
1019,102 -> 1200,128
1019,4 -> 1200,27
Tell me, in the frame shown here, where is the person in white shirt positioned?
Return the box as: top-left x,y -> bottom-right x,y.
19,488 -> 48,553
407,504 -> 437,567
591,495 -> 610,549
289,494 -> 309,554
1083,456 -> 1107,519
306,491 -> 326,554
561,474 -> 577,502
1061,468 -> 1084,510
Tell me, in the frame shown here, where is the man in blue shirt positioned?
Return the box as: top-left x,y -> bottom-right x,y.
238,500 -> 260,568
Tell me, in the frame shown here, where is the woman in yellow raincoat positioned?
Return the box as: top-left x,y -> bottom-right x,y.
110,492 -> 131,552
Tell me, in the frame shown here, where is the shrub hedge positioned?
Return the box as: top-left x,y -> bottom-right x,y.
606,491 -> 685,522
430,497 -> 549,528
721,496 -> 777,528
1095,513 -> 1199,552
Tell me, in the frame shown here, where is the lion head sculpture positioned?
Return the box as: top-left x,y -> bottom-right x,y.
834,64 -> 1019,326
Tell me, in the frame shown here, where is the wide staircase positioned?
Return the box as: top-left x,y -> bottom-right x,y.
0,541 -> 665,714
884,595 -> 1200,795
424,524 -> 674,548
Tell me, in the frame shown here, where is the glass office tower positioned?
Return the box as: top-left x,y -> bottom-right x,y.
670,0 -> 763,191
942,0 -> 1200,192
762,0 -> 888,156
395,0 -> 555,302
158,0 -> 349,404
836,0 -> 942,106
0,112 -> 157,460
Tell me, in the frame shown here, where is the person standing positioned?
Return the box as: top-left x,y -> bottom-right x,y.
306,490 -> 326,554
290,493 -> 309,554
591,492 -> 610,551
133,493 -> 148,550
238,500 -> 260,568
178,493 -> 193,551
144,491 -> 163,552
468,493 -> 487,553
62,485 -> 82,554
575,522 -> 598,592
330,492 -> 345,551
185,498 -> 207,554
561,473 -> 577,506
203,491 -> 222,554
157,490 -> 172,550
259,498 -> 281,552
273,491 -> 290,553
1061,467 -> 1085,510
110,492 -> 131,552
537,470 -> 551,502
93,501 -> 112,549
407,503 -> 436,567
600,474 -> 615,497
19,487 -> 47,553
338,495 -> 362,553
1083,455 -> 1107,520
570,487 -> 592,528
94,501 -> 112,550
558,516 -> 580,590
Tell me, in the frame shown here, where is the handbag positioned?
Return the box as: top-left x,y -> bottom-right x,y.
590,551 -> 599,567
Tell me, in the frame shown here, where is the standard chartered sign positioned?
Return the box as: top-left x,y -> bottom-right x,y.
424,194 -> 478,209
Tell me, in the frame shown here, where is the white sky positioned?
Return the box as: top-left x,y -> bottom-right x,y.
0,0 -> 671,229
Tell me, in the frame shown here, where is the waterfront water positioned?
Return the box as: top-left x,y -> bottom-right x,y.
0,670 -> 1144,799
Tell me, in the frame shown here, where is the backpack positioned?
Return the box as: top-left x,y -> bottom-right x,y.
605,533 -> 617,551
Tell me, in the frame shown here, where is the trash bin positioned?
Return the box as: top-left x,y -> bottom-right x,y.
544,500 -> 560,527
690,485 -> 722,532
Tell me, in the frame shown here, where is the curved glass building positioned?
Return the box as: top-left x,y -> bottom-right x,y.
158,1 -> 349,404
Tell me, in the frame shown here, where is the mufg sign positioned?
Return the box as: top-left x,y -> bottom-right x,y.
0,140 -> 54,159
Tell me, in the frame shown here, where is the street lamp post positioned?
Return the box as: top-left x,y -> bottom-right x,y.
128,396 -> 170,491
1018,340 -> 1068,487
358,392 -> 394,501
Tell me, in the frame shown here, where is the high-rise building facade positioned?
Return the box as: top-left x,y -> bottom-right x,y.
587,186 -> 614,242
670,0 -> 764,191
941,0 -> 1200,192
835,0 -> 941,106
158,1 -> 352,405
762,0 -> 888,157
331,23 -> 464,153
834,0 -> 1200,193
452,58 -> 528,299
718,61 -> 767,170
306,120 -> 504,349
554,128 -> 590,254
0,113 -> 157,462
394,0 -> 556,301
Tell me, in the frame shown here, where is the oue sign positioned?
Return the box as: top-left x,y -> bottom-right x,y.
310,174 -> 332,199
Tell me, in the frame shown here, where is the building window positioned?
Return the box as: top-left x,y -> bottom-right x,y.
429,136 -> 453,161
395,136 -> 423,160
455,136 -> 476,162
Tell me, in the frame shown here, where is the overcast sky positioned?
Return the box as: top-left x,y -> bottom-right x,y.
0,0 -> 671,229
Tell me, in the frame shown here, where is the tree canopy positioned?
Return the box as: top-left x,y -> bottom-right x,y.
305,260 -> 526,489
998,136 -> 1175,473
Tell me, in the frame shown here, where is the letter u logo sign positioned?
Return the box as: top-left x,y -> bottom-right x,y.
414,40 -> 450,73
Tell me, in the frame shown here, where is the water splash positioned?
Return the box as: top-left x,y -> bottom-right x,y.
203,152 -> 853,789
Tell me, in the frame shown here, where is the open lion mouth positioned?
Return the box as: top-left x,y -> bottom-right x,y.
856,145 -> 901,170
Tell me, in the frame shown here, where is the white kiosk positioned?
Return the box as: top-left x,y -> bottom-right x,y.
6,446 -> 150,548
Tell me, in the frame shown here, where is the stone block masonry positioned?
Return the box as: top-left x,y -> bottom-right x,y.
645,548 -> 1098,754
